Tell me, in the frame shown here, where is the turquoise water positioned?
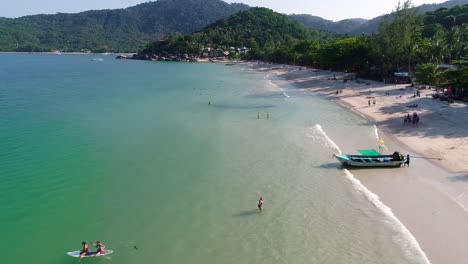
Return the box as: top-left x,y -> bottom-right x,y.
0,54 -> 427,264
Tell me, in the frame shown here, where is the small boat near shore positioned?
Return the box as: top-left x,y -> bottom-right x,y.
334,150 -> 406,168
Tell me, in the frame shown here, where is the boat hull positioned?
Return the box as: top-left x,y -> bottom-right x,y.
334,154 -> 405,168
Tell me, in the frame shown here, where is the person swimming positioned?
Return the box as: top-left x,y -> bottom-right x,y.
79,242 -> 89,258
258,197 -> 264,211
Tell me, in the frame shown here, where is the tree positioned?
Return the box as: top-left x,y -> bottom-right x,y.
414,63 -> 441,87
427,25 -> 449,64
442,58 -> 468,96
374,1 -> 423,77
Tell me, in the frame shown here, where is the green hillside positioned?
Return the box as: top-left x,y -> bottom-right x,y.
140,8 -> 336,61
0,0 -> 250,52
290,0 -> 468,35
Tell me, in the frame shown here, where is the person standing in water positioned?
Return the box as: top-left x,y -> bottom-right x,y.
258,197 -> 264,211
79,242 -> 89,258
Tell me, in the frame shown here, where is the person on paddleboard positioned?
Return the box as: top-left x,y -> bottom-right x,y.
93,241 -> 105,255
79,242 -> 89,258
258,197 -> 264,211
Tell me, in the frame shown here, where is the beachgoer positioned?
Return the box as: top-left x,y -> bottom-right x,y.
93,241 -> 105,255
258,197 -> 264,211
412,112 -> 418,127
80,242 -> 89,258
405,155 -> 410,166
336,90 -> 339,95
373,98 -> 376,105
368,100 -> 371,106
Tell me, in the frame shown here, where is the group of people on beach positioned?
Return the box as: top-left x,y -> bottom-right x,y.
404,112 -> 420,126
335,89 -> 343,95
79,241 -> 105,258
368,98 -> 376,106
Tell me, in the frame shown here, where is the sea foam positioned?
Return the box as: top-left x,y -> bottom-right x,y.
268,80 -> 290,98
313,124 -> 431,264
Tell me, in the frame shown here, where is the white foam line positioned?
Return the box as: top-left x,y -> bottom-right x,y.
374,125 -> 379,140
374,125 -> 389,150
343,170 -> 430,263
454,199 -> 468,213
268,80 -> 290,98
314,124 -> 341,155
452,192 -> 468,213
455,191 -> 465,200
315,124 -> 431,264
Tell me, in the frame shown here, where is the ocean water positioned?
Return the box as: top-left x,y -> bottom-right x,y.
0,54 -> 428,264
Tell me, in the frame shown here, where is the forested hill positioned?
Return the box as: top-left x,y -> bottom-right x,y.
418,0 -> 468,13
1,0 -> 467,52
291,0 -> 468,35
140,8 -> 337,60
288,15 -> 366,35
0,0 -> 250,52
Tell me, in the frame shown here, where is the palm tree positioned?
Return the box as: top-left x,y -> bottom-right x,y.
429,26 -> 449,64
414,63 -> 441,88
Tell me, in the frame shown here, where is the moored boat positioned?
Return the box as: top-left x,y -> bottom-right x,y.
334,150 -> 406,168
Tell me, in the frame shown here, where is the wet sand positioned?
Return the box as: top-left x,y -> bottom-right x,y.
252,63 -> 468,264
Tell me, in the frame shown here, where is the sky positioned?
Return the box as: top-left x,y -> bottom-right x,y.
0,0 -> 448,21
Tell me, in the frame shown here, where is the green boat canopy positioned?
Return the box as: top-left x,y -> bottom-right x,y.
358,149 -> 380,156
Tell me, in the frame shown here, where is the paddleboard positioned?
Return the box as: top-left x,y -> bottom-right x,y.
67,250 -> 113,258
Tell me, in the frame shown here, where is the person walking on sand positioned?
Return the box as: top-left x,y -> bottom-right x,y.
405,154 -> 410,166
373,98 -> 376,105
258,197 -> 264,211
368,100 -> 371,106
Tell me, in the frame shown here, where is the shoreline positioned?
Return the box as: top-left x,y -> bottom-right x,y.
0,52 -> 134,55
268,64 -> 468,174
251,62 -> 468,264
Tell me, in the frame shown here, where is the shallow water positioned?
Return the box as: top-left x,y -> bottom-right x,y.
0,55 -> 427,263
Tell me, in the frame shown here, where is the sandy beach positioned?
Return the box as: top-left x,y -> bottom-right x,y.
252,62 -> 468,264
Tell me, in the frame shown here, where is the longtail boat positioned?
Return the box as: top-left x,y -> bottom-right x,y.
334,149 -> 406,168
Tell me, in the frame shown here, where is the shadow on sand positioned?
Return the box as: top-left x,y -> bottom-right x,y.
317,162 -> 342,170
449,175 -> 468,182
